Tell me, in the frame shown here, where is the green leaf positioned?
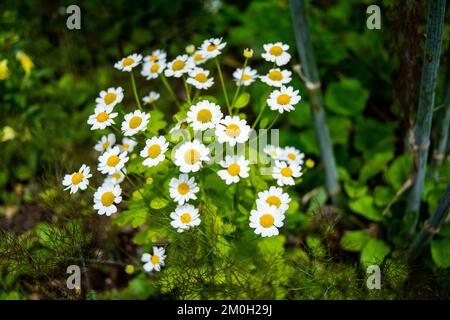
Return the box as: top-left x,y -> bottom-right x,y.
360,239 -> 390,267
287,101 -> 312,129
113,208 -> 148,228
147,109 -> 167,136
344,180 -> 368,199
150,197 -> 168,210
431,238 -> 450,268
234,92 -> 250,109
325,78 -> 369,116
348,196 -> 383,222
384,154 -> 412,190
306,235 -> 326,258
328,116 -> 352,145
373,186 -> 394,207
257,235 -> 285,258
340,230 -> 372,252
359,151 -> 394,183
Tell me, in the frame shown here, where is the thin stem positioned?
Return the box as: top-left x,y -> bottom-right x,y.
215,57 -> 231,113
160,74 -> 180,107
182,75 -> 192,105
130,70 -> 142,111
252,103 -> 267,129
111,124 -> 122,135
122,170 -> 147,203
231,58 -> 248,111
266,113 -> 280,130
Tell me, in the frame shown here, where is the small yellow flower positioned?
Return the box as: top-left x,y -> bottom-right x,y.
185,44 -> 195,54
1,126 -> 16,142
243,48 -> 253,59
125,265 -> 135,275
16,51 -> 34,76
306,158 -> 315,168
0,59 -> 9,80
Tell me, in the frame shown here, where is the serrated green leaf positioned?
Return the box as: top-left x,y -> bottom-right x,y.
150,197 -> 168,210
340,230 -> 372,252
360,239 -> 390,267
349,196 -> 383,222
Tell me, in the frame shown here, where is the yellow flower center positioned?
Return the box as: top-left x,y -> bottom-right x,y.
227,163 -> 241,176
260,214 -> 275,228
266,196 -> 281,208
277,94 -> 291,105
96,112 -> 109,123
150,54 -> 158,61
150,63 -> 160,73
104,92 -> 117,105
287,153 -> 296,160
180,213 -> 192,224
225,124 -> 240,137
281,167 -> 293,177
180,122 -> 188,129
207,43 -> 217,52
122,144 -> 130,150
197,109 -> 212,123
107,155 -> 120,167
129,116 -> 142,129
269,45 -> 283,56
112,172 -> 121,180
151,255 -> 160,264
147,144 -> 161,159
194,73 -> 208,83
268,70 -> 283,81
184,149 -> 200,165
102,141 -> 110,150
242,74 -> 251,81
194,53 -> 204,61
172,60 -> 185,71
71,172 -> 84,185
101,191 -> 115,206
122,57 -> 135,67
177,182 -> 190,195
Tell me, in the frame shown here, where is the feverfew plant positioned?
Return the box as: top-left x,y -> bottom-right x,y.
62,38 -> 308,276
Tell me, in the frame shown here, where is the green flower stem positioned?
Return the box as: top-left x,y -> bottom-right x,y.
215,57 -> 231,113
266,113 -> 280,131
111,124 -> 122,135
182,75 -> 192,105
252,103 -> 267,129
130,70 -> 142,111
122,170 -> 147,203
160,74 -> 180,107
231,58 -> 249,112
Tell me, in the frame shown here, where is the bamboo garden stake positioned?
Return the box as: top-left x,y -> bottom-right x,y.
289,0 -> 340,202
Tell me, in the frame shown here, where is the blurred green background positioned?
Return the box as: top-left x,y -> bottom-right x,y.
1,0 -> 450,299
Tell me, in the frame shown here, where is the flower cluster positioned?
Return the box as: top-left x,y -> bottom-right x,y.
62,37 -> 306,273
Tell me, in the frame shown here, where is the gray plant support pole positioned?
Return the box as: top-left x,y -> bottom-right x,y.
432,47 -> 450,168
406,0 -> 446,232
408,182 -> 450,261
289,0 -> 340,201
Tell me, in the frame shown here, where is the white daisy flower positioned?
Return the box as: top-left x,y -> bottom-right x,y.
256,186 -> 291,214
272,160 -> 302,186
215,116 -> 250,146
62,164 -> 92,194
267,86 -> 301,113
164,54 -> 194,78
94,133 -> 116,153
141,247 -> 166,272
189,50 -> 208,65
186,67 -> 214,90
282,146 -> 305,165
200,38 -> 226,59
144,49 -> 166,63
186,100 -> 223,131
170,204 -> 201,233
95,87 -> 124,108
262,42 -> 291,66
232,67 -> 258,86
139,136 -> 169,167
260,68 -> 292,87
93,183 -> 122,216
104,169 -> 126,185
120,137 -> 138,153
217,155 -> 250,185
114,53 -> 142,72
121,110 -> 150,136
174,140 -> 210,173
142,91 -> 160,105
98,146 -> 129,175
249,203 -> 285,237
169,118 -> 189,134
141,60 -> 166,80
264,144 -> 283,159
87,105 -> 118,130
169,173 -> 199,205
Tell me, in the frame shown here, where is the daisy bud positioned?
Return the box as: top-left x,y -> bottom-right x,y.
146,177 -> 154,185
243,48 -> 253,59
306,159 -> 315,168
185,44 -> 195,54
125,265 -> 135,275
